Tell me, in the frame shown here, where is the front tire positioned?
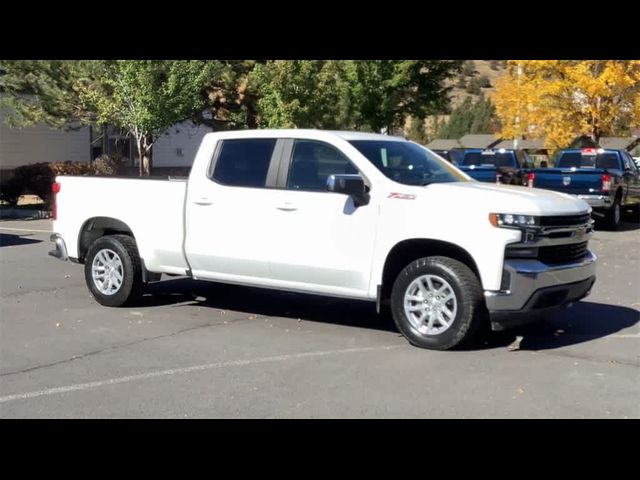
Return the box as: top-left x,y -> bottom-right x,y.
390,256 -> 486,350
84,234 -> 143,307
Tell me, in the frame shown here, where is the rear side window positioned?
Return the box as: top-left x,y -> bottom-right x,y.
212,139 -> 276,187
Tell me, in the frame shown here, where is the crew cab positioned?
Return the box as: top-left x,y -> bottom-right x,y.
456,148 -> 532,185
49,130 -> 597,350
529,147 -> 640,229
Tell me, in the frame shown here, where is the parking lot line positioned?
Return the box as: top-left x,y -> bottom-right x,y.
0,344 -> 403,404
0,227 -> 52,233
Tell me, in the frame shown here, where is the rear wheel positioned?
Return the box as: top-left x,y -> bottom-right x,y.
604,196 -> 621,230
84,234 -> 143,307
390,256 -> 486,350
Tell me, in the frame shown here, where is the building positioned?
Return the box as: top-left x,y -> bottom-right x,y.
0,107 -> 211,175
458,134 -> 501,149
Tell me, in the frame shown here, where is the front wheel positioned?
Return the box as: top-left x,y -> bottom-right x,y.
84,234 -> 143,307
390,256 -> 486,350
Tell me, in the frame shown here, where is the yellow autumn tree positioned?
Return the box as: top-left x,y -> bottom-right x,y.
494,60 -> 640,150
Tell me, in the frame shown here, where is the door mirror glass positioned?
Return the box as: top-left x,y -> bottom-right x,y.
326,174 -> 369,207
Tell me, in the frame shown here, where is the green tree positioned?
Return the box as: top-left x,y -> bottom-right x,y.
78,61 -> 215,176
250,60 -> 350,129
406,117 -> 429,144
0,60 -> 99,128
196,60 -> 262,130
343,60 -> 462,132
437,95 -> 498,139
251,60 -> 462,133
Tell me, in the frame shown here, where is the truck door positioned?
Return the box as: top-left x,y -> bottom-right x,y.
185,137 -> 282,281
267,139 -> 379,298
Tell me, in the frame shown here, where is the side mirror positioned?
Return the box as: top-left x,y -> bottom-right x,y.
327,174 -> 370,207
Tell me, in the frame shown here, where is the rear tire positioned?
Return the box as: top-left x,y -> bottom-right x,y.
84,234 -> 143,307
604,196 -> 621,230
390,256 -> 486,350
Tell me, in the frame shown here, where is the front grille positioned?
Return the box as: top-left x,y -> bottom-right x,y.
538,242 -> 589,265
539,214 -> 591,228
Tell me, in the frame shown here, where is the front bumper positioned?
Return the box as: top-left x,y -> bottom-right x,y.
48,233 -> 69,261
484,251 -> 597,313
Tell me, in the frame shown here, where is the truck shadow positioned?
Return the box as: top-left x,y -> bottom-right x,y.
142,278 -> 395,333
0,233 -> 42,247
142,278 -> 638,350
474,301 -> 639,351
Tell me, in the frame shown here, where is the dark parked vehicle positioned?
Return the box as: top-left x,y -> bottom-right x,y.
456,148 -> 532,185
529,148 -> 640,229
431,149 -> 465,165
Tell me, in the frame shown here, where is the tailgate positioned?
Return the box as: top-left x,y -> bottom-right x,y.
533,168 -> 605,194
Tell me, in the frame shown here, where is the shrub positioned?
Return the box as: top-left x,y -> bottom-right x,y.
11,161 -> 92,204
0,173 -> 23,205
92,154 -> 127,176
465,78 -> 482,95
478,75 -> 491,88
462,61 -> 475,77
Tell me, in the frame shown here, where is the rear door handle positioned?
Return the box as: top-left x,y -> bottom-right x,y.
276,202 -> 298,211
194,197 -> 213,206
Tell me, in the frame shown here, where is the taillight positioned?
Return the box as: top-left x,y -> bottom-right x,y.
528,172 -> 535,188
52,182 -> 61,220
601,174 -> 611,192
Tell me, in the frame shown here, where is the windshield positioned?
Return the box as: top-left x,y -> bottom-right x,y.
349,140 -> 468,186
557,152 -> 621,170
461,152 -> 516,168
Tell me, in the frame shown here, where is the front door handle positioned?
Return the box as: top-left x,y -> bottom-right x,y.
276,203 -> 298,211
194,197 -> 213,206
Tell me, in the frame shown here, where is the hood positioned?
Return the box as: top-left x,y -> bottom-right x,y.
421,181 -> 590,216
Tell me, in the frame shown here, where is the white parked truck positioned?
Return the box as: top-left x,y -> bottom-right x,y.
49,130 -> 597,350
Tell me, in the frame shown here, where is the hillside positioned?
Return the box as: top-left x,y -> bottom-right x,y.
447,60 -> 507,108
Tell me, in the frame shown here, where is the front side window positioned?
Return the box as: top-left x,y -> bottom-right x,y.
287,140 -> 358,191
350,140 -> 468,186
212,139 -> 276,187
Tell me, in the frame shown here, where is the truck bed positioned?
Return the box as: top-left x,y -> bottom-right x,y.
53,176 -> 190,274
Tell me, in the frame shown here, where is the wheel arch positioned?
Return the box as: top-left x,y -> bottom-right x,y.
379,238 -> 481,303
77,217 -> 135,263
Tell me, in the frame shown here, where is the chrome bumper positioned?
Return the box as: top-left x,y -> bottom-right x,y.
485,251 -> 597,312
575,194 -> 611,209
48,233 -> 69,261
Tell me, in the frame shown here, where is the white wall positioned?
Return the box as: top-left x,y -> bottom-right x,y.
0,110 -> 91,169
153,122 -> 212,167
1,111 -> 212,170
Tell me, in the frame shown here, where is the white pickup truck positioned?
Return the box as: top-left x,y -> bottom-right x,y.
49,130 -> 597,350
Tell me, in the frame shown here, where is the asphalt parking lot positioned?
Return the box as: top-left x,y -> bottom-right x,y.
0,219 -> 638,418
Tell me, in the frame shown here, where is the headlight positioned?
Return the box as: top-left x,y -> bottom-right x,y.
489,213 -> 539,228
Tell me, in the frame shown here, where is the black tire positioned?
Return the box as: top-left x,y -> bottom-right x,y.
84,234 -> 143,307
390,256 -> 486,350
603,195 -> 621,230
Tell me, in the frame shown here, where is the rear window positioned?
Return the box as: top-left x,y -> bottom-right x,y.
557,152 -> 621,170
461,152 -> 516,168
211,139 -> 276,187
